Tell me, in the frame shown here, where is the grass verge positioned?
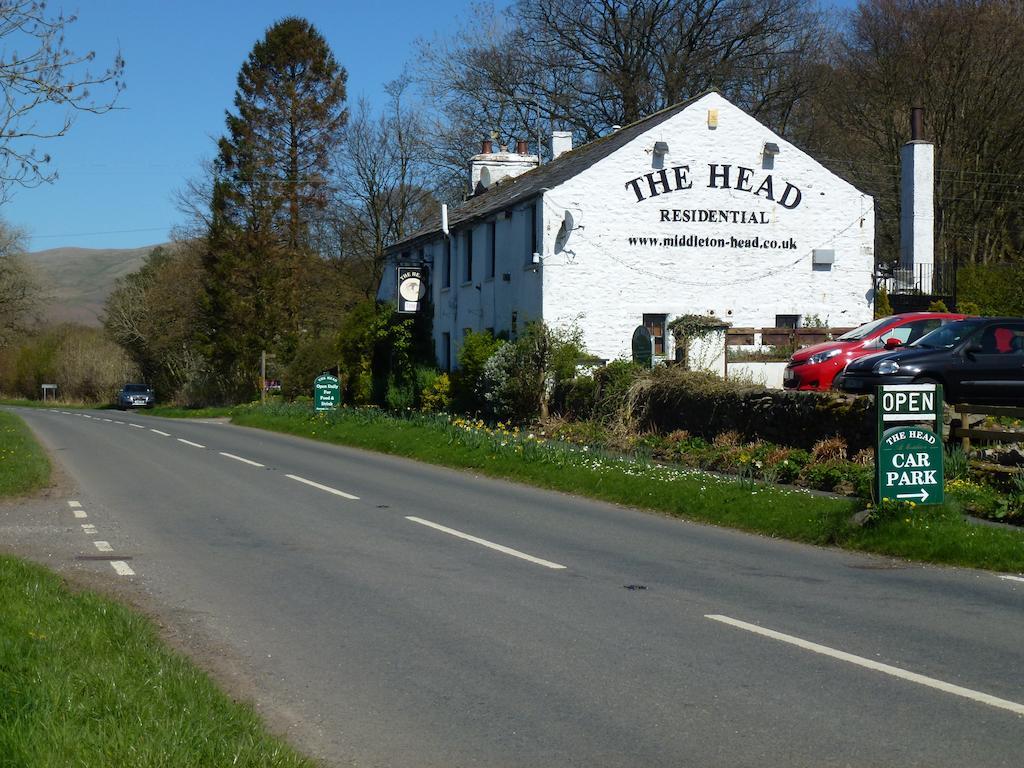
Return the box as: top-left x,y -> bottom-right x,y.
230,403 -> 1024,573
149,405 -> 236,419
0,555 -> 315,767
0,398 -> 102,410
0,411 -> 51,497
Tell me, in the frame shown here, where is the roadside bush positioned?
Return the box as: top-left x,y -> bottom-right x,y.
958,263 -> 1024,317
477,322 -> 586,423
551,375 -> 595,419
591,360 -> 645,421
451,330 -> 504,413
385,376 -> 416,411
281,335 -> 338,399
415,367 -> 451,412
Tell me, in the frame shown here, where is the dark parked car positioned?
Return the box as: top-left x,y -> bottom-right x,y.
116,383 -> 155,409
836,317 -> 1024,405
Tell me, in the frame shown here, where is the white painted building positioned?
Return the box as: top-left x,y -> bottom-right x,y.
380,91 -> 875,369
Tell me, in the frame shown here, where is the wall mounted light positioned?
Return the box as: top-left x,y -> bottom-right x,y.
763,142 -> 780,156
653,140 -> 669,156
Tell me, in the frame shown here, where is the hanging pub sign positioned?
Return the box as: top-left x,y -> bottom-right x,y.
397,265 -> 426,313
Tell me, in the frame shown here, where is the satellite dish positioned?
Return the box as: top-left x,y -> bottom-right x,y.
554,211 -> 575,253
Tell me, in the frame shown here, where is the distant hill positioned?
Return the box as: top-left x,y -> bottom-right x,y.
25,244 -> 166,326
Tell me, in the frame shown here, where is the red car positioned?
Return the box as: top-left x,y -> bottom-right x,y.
783,312 -> 966,391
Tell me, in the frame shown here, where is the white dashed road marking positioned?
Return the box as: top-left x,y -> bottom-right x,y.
101,418 -> 113,423
68,500 -> 81,508
73,510 -> 87,519
285,474 -> 359,500
219,452 -> 264,468
129,423 -> 145,429
114,420 -> 125,424
998,575 -> 1024,583
705,614 -> 1024,717
110,561 -> 135,576
406,516 -> 567,570
177,438 -> 205,448
150,428 -> 171,436
94,541 -> 113,552
81,524 -> 97,534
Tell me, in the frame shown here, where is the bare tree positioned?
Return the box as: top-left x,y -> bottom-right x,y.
414,0 -> 826,188
813,0 -> 1024,266
331,78 -> 437,297
0,1 -> 125,201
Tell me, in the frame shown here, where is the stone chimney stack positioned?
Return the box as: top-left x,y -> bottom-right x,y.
469,139 -> 539,195
899,107 -> 934,278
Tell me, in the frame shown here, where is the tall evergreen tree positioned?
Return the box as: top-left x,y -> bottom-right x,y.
202,17 -> 347,399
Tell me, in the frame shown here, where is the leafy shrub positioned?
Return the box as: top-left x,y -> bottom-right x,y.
958,263 -> 1024,317
551,375 -> 595,419
477,322 -> 585,423
592,360 -> 645,421
927,299 -> 948,312
385,377 -> 415,411
419,370 -> 451,412
874,285 -> 894,318
281,335 -> 338,399
452,330 -> 505,413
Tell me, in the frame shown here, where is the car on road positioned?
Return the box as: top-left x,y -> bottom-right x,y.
783,312 -> 966,391
835,317 -> 1024,405
116,383 -> 155,410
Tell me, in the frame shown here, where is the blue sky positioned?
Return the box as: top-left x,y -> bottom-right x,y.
7,1 -> 854,253
5,0 -> 470,251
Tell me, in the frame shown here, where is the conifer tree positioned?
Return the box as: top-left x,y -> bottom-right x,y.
202,17 -> 347,399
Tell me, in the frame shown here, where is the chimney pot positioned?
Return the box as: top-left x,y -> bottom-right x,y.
911,107 -> 924,141
515,139 -> 529,155
481,139 -> 493,154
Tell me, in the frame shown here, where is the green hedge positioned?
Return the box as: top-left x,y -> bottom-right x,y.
626,368 -> 875,451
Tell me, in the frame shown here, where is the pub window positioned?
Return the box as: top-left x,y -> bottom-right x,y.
443,239 -> 451,288
442,332 -> 451,371
643,313 -> 667,356
487,221 -> 496,278
464,230 -> 473,282
775,314 -> 800,329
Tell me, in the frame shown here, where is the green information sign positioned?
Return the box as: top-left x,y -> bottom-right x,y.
877,425 -> 944,505
632,325 -> 653,368
313,374 -> 340,411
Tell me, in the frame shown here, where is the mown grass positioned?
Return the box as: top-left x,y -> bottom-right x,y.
0,555 -> 316,768
149,405 -> 237,419
0,411 -> 51,497
230,404 -> 1024,573
0,397 -> 102,410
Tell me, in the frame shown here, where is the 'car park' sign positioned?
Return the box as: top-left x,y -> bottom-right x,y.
876,383 -> 943,505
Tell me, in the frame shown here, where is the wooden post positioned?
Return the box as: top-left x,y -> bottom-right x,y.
959,404 -> 970,452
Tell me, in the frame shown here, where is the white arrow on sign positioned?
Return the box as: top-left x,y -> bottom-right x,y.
896,488 -> 930,503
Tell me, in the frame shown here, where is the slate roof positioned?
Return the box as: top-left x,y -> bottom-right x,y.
387,90 -> 715,254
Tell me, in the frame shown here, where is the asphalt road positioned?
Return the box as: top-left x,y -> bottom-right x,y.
7,406 -> 1024,767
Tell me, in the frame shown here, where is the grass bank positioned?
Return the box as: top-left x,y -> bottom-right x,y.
0,411 -> 51,496
149,405 -> 236,419
0,555 -> 315,767
0,397 -> 101,409
229,404 -> 1024,573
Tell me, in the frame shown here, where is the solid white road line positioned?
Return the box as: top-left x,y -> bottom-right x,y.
81,524 -> 97,534
219,452 -> 264,468
705,614 -> 1024,717
406,516 -> 567,570
150,428 -> 171,437
998,575 -> 1024,583
110,561 -> 135,576
129,423 -> 145,429
177,438 -> 205,448
94,541 -> 113,552
285,474 -> 359,500
68,500 -> 81,508
73,510 -> 87,519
